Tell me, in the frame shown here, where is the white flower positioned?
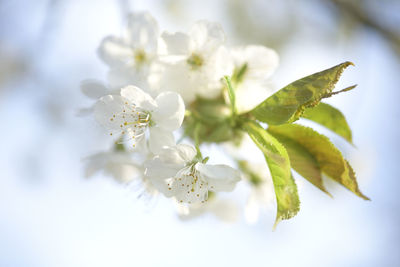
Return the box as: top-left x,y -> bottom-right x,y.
246,183 -> 276,224
98,12 -> 159,92
154,20 -> 233,103
176,194 -> 239,223
144,144 -> 241,204
107,66 -> 152,93
81,80 -> 112,99
242,163 -> 276,224
84,150 -> 141,183
78,80 -> 120,116
229,45 -> 279,113
93,85 -> 185,154
84,149 -> 160,199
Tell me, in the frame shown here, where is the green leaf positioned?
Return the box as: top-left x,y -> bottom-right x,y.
268,124 -> 369,200
184,97 -> 242,143
250,61 -> 355,125
268,132 -> 331,196
242,120 -> 300,227
224,76 -> 237,116
302,102 -> 353,143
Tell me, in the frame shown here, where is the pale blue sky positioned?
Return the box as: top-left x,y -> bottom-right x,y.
0,0 -> 399,266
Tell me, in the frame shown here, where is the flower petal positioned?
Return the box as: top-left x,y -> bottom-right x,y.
235,80 -> 276,113
175,144 -> 197,162
125,11 -> 159,53
170,172 -> 209,204
81,80 -> 109,99
84,151 -> 140,183
176,197 -> 239,223
120,85 -> 157,111
144,157 -> 182,180
211,199 -> 240,223
194,46 -> 234,99
159,146 -> 192,165
209,45 -> 234,78
160,31 -> 190,55
98,36 -> 132,67
231,45 -> 279,80
148,127 -> 175,154
93,95 -> 128,130
152,92 -> 185,131
189,20 -> 225,55
195,163 -> 241,192
144,158 -> 180,198
244,191 -> 261,224
108,67 -> 150,92
151,59 -> 197,104
150,177 -> 176,198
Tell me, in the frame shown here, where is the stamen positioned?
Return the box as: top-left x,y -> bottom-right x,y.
187,53 -> 204,70
173,164 -> 209,204
108,102 -> 151,146
134,49 -> 147,65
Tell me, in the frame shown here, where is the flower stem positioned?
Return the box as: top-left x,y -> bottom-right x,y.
194,122 -> 203,159
224,76 -> 237,117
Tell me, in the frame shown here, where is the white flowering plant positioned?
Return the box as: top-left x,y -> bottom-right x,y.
82,11 -> 368,227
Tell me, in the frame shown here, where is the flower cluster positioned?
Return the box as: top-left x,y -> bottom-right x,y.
82,11 -> 365,226
82,11 -> 278,218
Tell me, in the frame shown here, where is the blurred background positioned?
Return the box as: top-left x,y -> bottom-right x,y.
0,0 -> 399,266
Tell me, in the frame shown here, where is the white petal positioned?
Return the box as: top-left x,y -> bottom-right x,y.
84,153 -> 105,178
170,172 -> 208,204
176,197 -> 239,222
244,192 -> 261,224
175,203 -> 195,219
106,163 -> 138,183
209,46 -> 234,78
157,146 -> 188,165
211,199 -> 240,223
152,59 -> 197,104
125,11 -> 159,53
194,46 -> 234,99
175,144 -> 197,162
93,94 -> 146,141
235,80 -> 276,113
144,158 -> 180,197
231,45 -> 279,80
191,70 -> 223,100
195,163 -> 241,192
160,31 -> 190,55
98,36 -> 132,67
120,85 -> 157,111
152,92 -> 185,131
148,127 -> 175,154
93,95 -> 128,130
81,80 -> 109,99
144,157 -> 182,180
149,177 -> 176,198
108,67 -> 150,92
84,151 -> 140,183
189,20 -> 225,55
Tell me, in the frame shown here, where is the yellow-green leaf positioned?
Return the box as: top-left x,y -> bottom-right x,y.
302,102 -> 352,143
268,132 -> 331,196
268,124 -> 369,200
243,120 -> 300,226
250,62 -> 354,125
